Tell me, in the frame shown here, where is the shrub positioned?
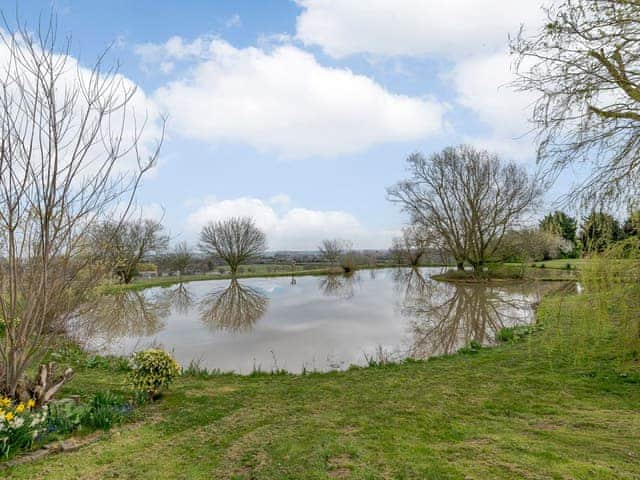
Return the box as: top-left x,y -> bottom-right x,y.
129,349 -> 181,400
459,340 -> 482,354
0,397 -> 47,458
496,325 -> 538,343
81,392 -> 129,430
46,401 -> 84,436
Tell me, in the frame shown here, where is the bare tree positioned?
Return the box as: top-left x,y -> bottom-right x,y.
199,217 -> 267,276
388,146 -> 542,274
390,224 -> 434,266
318,239 -> 345,266
512,0 -> 640,206
0,14 -> 164,400
165,241 -> 192,276
92,218 -> 169,284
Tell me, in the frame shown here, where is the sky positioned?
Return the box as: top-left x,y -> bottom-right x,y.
11,0 -> 578,250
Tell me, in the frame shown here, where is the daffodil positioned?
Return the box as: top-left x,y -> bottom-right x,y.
26,399 -> 35,409
5,412 -> 14,421
15,403 -> 25,413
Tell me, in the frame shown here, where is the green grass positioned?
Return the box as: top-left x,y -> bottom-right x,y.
5,287 -> 640,479
527,258 -> 586,270
103,263 -> 410,293
433,263 -> 576,283
104,266 -> 333,293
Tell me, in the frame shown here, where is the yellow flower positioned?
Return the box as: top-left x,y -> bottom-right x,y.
5,412 -> 14,421
26,399 -> 36,409
15,403 -> 25,413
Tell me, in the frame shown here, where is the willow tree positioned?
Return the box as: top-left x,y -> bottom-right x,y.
512,0 -> 640,206
388,146 -> 542,274
0,16 -> 164,401
199,217 -> 267,276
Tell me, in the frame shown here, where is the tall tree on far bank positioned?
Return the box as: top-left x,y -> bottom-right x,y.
539,211 -> 577,244
580,212 -> 623,253
512,0 -> 640,206
388,145 -> 542,274
92,218 -> 169,284
199,217 -> 267,276
0,15 -> 164,400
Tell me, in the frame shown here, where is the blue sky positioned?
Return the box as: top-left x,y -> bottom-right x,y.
12,0 -> 576,250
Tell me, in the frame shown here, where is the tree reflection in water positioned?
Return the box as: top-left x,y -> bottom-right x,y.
199,279 -> 268,333
71,290 -> 168,347
159,282 -> 194,315
394,268 -> 555,358
318,273 -> 361,299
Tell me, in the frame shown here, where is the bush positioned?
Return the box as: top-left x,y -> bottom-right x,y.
81,392 -> 129,430
46,401 -> 84,436
496,325 -> 538,343
129,349 -> 181,400
0,397 -> 47,458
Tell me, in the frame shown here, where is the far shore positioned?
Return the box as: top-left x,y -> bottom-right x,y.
103,260 -> 582,293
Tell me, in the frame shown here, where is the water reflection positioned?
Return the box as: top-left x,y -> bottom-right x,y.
199,279 -> 268,333
73,290 -> 167,346
159,283 -> 195,314
74,268 -> 566,373
318,273 -> 361,299
393,267 -> 556,358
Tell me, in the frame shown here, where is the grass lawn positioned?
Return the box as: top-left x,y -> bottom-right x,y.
104,263 -> 411,293
527,258 -> 586,270
5,288 -> 640,479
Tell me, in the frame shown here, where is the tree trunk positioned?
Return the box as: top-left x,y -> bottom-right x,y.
456,262 -> 465,271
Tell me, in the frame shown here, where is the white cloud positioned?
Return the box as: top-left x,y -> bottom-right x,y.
0,32 -> 163,180
143,37 -> 445,158
268,194 -> 292,208
294,0 -> 548,163
295,0 -> 545,59
449,51 -> 538,161
185,197 -> 393,250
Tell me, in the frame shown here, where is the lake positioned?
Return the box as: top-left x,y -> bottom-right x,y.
73,268 -> 564,374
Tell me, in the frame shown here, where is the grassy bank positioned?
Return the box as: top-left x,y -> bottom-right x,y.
432,263 -> 577,283
6,286 -> 639,479
102,263 -> 444,293
102,267 -> 331,293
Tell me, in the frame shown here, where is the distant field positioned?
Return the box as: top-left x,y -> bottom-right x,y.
104,264 -> 332,292
103,262 -> 410,293
504,258 -> 585,270
529,258 -> 585,269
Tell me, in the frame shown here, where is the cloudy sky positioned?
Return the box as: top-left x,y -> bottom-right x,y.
16,0 -> 572,250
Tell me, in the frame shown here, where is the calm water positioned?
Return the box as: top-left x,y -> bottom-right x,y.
73,268 -> 563,374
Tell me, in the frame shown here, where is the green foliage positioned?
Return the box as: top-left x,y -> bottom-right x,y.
496,325 -> 538,343
623,210 -> 640,237
459,340 -> 483,354
182,360 -> 222,378
129,349 -> 181,399
81,392 -> 128,430
540,210 -> 577,244
46,401 -> 84,436
580,211 -> 623,253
